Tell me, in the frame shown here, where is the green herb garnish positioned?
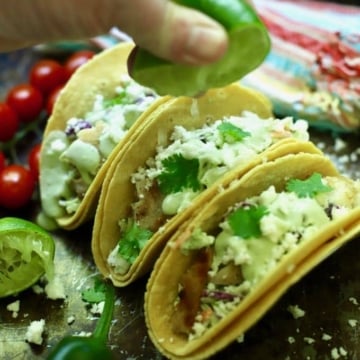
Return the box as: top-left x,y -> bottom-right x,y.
286,173 -> 332,198
81,277 -> 107,303
103,91 -> 132,107
227,204 -> 268,239
157,153 -> 201,195
117,219 -> 153,264
217,122 -> 250,143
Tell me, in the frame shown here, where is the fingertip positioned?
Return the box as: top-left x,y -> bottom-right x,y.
162,6 -> 229,65
181,23 -> 228,65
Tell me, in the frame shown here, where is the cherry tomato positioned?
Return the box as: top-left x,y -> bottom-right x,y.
30,59 -> 66,95
0,152 -> 6,171
64,50 -> 95,80
0,102 -> 20,141
28,143 -> 41,180
46,84 -> 64,115
0,165 -> 36,209
6,84 -> 44,123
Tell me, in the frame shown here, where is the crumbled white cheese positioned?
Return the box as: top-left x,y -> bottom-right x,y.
288,304 -> 306,319
132,113 -> 310,217
339,347 -> 348,356
45,274 -> 66,300
74,331 -> 92,337
236,334 -> 245,343
304,337 -> 315,344
25,319 -> 46,345
349,297 -> 359,306
334,138 -> 347,152
322,333 -> 332,341
338,155 -> 350,164
32,284 -> 45,294
348,319 -> 358,328
350,152 -> 358,162
115,298 -> 122,306
288,336 -> 296,344
6,300 -> 20,318
67,315 -> 76,325
52,138 -> 68,152
107,244 -> 131,275
90,301 -> 105,315
316,141 -> 326,150
42,75 -> 159,220
157,225 -> 166,234
331,347 -> 348,359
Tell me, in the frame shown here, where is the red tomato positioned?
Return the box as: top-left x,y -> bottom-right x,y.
6,84 -> 44,123
0,165 -> 36,209
64,50 -> 95,80
0,152 -> 6,171
0,102 -> 19,141
30,59 -> 66,95
28,143 -> 41,180
46,84 -> 64,115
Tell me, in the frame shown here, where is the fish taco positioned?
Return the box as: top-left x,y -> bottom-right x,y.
91,82 -> 323,287
39,42 -> 170,230
145,153 -> 360,360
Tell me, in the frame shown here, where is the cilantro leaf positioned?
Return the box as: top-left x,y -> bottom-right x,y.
285,173 -> 332,198
103,91 -> 132,107
117,219 -> 153,264
217,122 -> 250,143
227,204 -> 268,239
157,153 -> 201,195
81,278 -> 107,303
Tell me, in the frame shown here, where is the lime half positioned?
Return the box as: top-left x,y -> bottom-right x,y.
129,0 -> 271,96
0,217 -> 55,298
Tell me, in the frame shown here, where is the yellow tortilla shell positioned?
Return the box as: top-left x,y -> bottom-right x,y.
145,153 -> 360,359
91,82 -> 322,287
39,42 -> 170,230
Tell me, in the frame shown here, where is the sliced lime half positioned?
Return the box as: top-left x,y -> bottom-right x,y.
0,217 -> 55,298
129,0 -> 271,96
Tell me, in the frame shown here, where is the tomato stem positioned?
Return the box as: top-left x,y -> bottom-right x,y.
0,112 -> 46,163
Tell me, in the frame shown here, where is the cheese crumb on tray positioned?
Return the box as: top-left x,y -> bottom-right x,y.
25,319 -> 46,345
6,300 -> 20,318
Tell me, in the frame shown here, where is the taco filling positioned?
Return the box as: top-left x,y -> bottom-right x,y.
40,74 -> 159,220
107,112 -> 310,275
172,173 -> 360,340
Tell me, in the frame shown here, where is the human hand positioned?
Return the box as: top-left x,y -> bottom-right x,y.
0,0 -> 232,65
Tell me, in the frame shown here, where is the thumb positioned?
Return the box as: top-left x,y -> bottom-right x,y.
0,0 -> 228,65
115,0 -> 228,65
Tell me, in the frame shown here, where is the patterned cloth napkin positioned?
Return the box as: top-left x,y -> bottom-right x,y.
242,0 -> 360,133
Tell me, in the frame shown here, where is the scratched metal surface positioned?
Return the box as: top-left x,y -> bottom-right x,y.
0,48 -> 360,360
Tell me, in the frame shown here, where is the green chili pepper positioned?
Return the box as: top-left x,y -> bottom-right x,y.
47,280 -> 115,360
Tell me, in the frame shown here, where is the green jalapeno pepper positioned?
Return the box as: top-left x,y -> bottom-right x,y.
47,280 -> 115,360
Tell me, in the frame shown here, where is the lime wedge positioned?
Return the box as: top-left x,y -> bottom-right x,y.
0,217 -> 55,298
129,0 -> 271,96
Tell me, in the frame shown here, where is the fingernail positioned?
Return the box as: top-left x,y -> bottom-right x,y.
184,25 -> 228,65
